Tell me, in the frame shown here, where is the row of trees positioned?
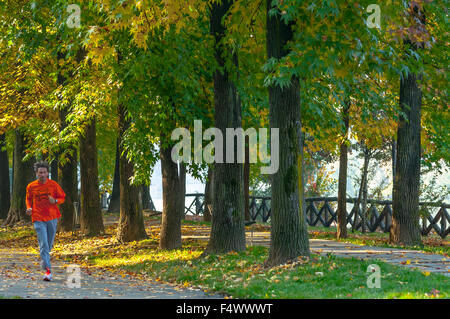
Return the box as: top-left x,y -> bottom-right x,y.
0,0 -> 448,266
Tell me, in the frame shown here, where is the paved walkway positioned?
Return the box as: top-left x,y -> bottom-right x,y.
0,248 -> 221,299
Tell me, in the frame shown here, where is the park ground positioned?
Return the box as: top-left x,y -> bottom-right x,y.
0,212 -> 448,299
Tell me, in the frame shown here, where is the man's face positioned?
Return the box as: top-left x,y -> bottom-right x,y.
36,167 -> 49,182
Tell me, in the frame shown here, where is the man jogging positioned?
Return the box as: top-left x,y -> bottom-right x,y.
26,161 -> 65,281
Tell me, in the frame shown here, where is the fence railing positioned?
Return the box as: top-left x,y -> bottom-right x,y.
184,194 -> 450,238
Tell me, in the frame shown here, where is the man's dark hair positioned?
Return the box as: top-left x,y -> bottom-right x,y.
34,161 -> 50,173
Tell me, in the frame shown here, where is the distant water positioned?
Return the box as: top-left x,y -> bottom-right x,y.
150,160 -> 205,212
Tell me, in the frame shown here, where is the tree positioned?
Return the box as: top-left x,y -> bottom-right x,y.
56,49 -> 79,232
265,0 -> 310,266
203,166 -> 214,222
391,2 -> 428,246
116,100 -> 148,242
4,129 -> 35,225
79,116 -> 105,236
85,0 -> 212,248
108,138 -> 120,213
337,101 -> 350,238
244,136 -> 251,221
160,141 -> 186,249
140,184 -> 152,211
204,0 -> 246,254
115,46 -> 148,242
0,133 -> 11,220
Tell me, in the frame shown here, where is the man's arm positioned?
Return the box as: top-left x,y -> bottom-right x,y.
54,182 -> 66,205
26,184 -> 33,215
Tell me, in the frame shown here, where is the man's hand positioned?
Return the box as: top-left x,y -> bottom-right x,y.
26,208 -> 32,216
48,195 -> 57,204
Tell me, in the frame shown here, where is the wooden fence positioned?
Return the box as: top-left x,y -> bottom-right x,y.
184,194 -> 449,238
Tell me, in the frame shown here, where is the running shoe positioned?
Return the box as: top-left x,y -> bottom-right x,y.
43,268 -> 52,281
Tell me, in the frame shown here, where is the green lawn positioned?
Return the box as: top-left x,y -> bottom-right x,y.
88,244 -> 449,299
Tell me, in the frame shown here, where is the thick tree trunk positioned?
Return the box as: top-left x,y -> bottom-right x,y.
0,133 -> 11,220
56,50 -> 78,232
203,166 -> 213,222
116,102 -> 148,242
390,71 -> 423,246
390,1 -> 425,247
159,140 -> 186,249
57,148 -> 77,232
337,102 -> 350,239
298,133 -> 309,247
79,117 -> 104,236
265,0 -> 310,266
4,129 -> 34,225
108,138 -> 120,213
204,0 -> 246,254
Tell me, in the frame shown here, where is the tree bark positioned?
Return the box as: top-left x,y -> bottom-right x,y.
361,151 -> 370,233
353,148 -> 370,233
203,166 -> 214,222
390,72 -> 423,246
391,137 -> 396,201
179,163 -> 186,220
56,50 -> 78,232
4,129 -> 35,225
244,135 -> 250,221
390,3 -> 424,247
79,117 -> 104,236
57,146 -> 78,232
265,0 -> 310,266
0,133 -> 11,220
108,138 -> 120,213
116,101 -> 148,242
204,0 -> 246,254
337,102 -> 350,239
159,140 -> 186,249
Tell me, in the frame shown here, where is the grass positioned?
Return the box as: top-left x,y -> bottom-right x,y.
0,224 -> 35,242
87,244 -> 449,299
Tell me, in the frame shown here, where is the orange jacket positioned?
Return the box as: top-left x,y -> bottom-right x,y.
26,179 -> 66,222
